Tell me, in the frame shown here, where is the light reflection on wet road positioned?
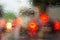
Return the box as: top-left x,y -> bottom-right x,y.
1,31 -> 60,40
19,32 -> 60,40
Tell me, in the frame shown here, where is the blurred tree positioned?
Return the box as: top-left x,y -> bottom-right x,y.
19,7 -> 34,16
33,0 -> 60,13
3,12 -> 16,20
0,5 -> 3,17
33,0 -> 49,13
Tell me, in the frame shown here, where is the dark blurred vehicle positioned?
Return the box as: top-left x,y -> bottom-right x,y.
19,12 -> 60,39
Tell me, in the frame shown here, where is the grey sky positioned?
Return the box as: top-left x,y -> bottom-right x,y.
0,0 -> 32,13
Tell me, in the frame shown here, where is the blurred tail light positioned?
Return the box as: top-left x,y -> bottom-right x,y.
54,20 -> 60,30
16,17 -> 22,24
28,20 -> 38,36
29,21 -> 38,31
15,17 -> 22,27
39,13 -> 49,22
0,19 -> 6,27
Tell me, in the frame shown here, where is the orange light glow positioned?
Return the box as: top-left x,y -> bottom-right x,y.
0,19 -> 6,27
29,20 -> 38,31
16,17 -> 22,24
28,20 -> 38,36
39,13 -> 49,22
15,17 -> 22,27
29,22 -> 36,28
29,21 -> 37,28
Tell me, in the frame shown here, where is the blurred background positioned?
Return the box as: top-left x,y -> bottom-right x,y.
0,0 -> 60,40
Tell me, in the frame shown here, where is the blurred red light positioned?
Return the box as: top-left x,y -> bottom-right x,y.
0,19 -> 6,27
29,20 -> 38,31
12,20 -> 16,27
16,17 -> 22,24
28,20 -> 38,36
15,17 -> 22,27
39,13 -> 49,22
54,20 -> 60,30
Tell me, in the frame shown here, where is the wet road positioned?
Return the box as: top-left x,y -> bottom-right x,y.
19,32 -> 60,40
1,32 -> 58,40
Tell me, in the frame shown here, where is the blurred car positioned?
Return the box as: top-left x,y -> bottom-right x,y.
19,13 -> 60,38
